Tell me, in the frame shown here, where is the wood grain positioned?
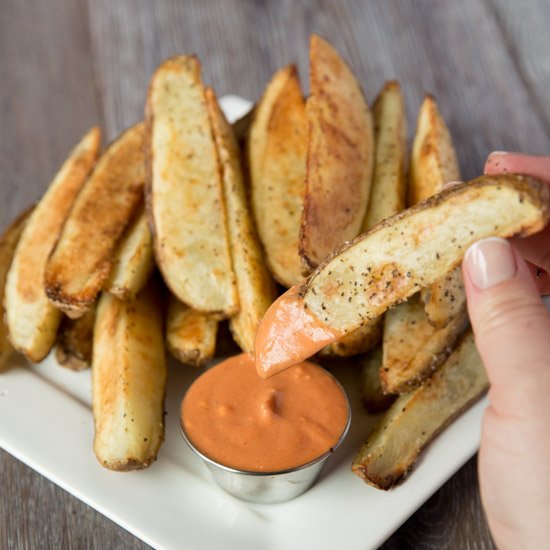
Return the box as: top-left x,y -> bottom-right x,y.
2,0 -> 549,548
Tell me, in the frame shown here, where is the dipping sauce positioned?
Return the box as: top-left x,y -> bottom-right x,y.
254,286 -> 343,379
181,353 -> 349,472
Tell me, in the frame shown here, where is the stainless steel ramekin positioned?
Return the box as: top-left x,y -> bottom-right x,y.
180,378 -> 351,504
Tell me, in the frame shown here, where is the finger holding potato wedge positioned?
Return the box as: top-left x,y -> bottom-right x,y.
206,87 -> 276,352
93,278 -> 167,471
299,34 -> 374,271
410,95 -> 466,328
104,204 -> 154,301
166,296 -> 218,367
352,331 -> 488,489
6,128 -> 101,361
248,65 -> 307,287
323,81 -> 407,357
146,55 -> 238,316
45,123 -> 145,319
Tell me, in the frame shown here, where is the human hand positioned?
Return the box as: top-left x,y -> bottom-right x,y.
462,153 -> 550,549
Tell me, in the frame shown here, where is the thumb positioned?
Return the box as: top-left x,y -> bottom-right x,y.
463,237 -> 550,412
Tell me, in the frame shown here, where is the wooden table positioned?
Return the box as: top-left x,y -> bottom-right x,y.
1,1 -> 548,548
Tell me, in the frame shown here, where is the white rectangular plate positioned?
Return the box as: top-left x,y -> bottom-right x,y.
0,96 -> 489,550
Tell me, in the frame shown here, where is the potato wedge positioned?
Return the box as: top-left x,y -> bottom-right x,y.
104,205 -> 154,300
410,95 -> 465,328
248,65 -> 307,287
360,347 -> 396,414
93,279 -> 166,471
0,208 -> 34,369
299,35 -> 374,271
380,294 -> 468,394
55,306 -> 95,371
319,318 -> 382,357
352,331 -> 488,489
301,175 -> 549,334
166,296 -> 218,367
206,88 -> 276,352
6,128 -> 101,360
323,81 -> 407,357
146,55 -> 238,316
45,123 -> 144,319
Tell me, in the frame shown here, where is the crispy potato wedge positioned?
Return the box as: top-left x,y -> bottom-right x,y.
93,279 -> 166,471
352,331 -> 488,489
6,128 -> 101,360
55,306 -> 95,371
166,296 -> 218,367
323,81 -> 407,357
410,95 -> 465,328
301,175 -> 549,334
380,294 -> 468,394
0,208 -> 34,369
409,95 -> 460,205
45,123 -> 144,319
360,347 -> 396,414
299,35 -> 374,271
104,205 -> 154,300
248,65 -> 307,287
207,88 -> 276,352
319,318 -> 382,357
146,55 -> 238,316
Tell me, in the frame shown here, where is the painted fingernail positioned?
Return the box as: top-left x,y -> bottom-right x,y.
442,180 -> 463,190
464,237 -> 517,289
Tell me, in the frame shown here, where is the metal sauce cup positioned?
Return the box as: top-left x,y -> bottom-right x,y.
180,375 -> 351,504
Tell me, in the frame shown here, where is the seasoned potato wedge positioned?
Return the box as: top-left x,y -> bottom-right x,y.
249,65 -> 307,287
166,296 -> 218,367
45,123 -> 144,319
207,88 -> 276,352
409,95 -> 460,205
104,205 -> 154,300
323,81 -> 407,357
320,318 -> 382,357
55,306 -> 95,371
360,347 -> 396,414
301,175 -> 549,334
381,294 -> 468,394
410,95 -> 465,328
6,128 -> 100,360
352,331 -> 488,489
0,208 -> 34,369
299,35 -> 374,271
146,55 -> 238,316
93,280 -> 166,471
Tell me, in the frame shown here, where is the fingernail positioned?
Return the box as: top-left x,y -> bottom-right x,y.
486,151 -> 508,163
442,180 -> 463,190
465,237 -> 517,289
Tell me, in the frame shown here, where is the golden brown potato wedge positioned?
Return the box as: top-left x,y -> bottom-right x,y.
93,279 -> 166,471
45,123 -> 144,319
323,81 -> 407,357
380,294 -> 468,394
104,205 -> 154,301
6,128 -> 101,360
360,347 -> 397,414
410,95 -> 465,328
248,65 -> 307,287
166,296 -> 218,367
206,88 -> 276,352
0,208 -> 34,369
301,175 -> 549,334
319,318 -> 382,357
146,55 -> 238,316
55,307 -> 95,371
352,331 -> 488,489
409,95 -> 460,205
299,35 -> 374,271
